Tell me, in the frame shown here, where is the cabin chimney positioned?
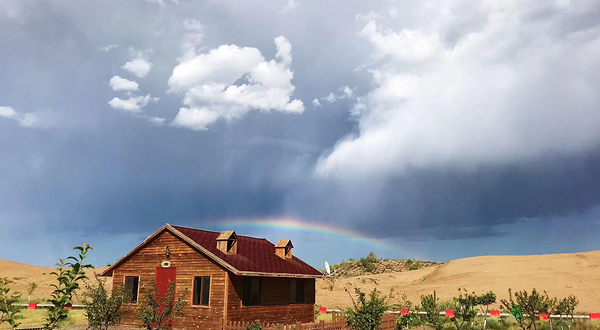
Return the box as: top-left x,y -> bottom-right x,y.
275,239 -> 293,259
216,231 -> 237,255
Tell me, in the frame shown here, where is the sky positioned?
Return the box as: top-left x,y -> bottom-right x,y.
1,0 -> 600,269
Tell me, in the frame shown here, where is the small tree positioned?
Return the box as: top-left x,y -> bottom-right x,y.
84,276 -> 130,330
388,289 -> 418,330
27,282 -> 38,303
137,281 -> 189,330
501,289 -> 556,330
477,291 -> 497,329
345,287 -> 388,330
451,289 -> 479,330
554,295 -> 578,325
0,278 -> 21,329
420,291 -> 448,330
44,243 -> 94,330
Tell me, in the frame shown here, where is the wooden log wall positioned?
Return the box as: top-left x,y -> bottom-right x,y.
227,274 -> 316,324
111,231 -> 228,330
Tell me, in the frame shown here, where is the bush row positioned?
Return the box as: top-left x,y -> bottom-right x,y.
344,287 -> 582,330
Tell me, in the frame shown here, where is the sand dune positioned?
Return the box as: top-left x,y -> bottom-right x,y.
317,250 -> 600,313
0,259 -> 109,303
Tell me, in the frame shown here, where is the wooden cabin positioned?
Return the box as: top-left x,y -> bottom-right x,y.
101,224 -> 322,330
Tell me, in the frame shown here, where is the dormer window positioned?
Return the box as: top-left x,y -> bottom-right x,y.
275,239 -> 293,259
216,231 -> 237,254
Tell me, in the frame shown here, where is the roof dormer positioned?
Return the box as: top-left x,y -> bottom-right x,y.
216,230 -> 237,255
275,239 -> 293,259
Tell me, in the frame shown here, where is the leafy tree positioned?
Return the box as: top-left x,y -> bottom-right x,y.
477,291 -> 497,329
137,281 -> 189,330
420,291 -> 449,330
451,289 -> 479,330
554,295 -> 578,322
345,287 -> 388,330
84,276 -> 130,330
501,289 -> 556,330
44,243 -> 94,330
0,278 -> 21,329
27,282 -> 38,303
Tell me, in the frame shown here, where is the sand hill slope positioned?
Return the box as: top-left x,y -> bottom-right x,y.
317,250 -> 600,313
0,259 -> 109,303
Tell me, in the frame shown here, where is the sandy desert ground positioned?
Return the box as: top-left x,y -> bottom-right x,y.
0,259 -> 109,303
317,250 -> 600,313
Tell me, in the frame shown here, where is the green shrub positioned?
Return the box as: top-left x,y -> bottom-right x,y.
485,319 -> 507,330
0,277 -> 21,329
345,288 -> 388,330
242,322 -> 262,330
84,276 -> 130,330
555,295 -> 579,322
451,289 -> 479,330
477,291 -> 497,329
408,261 -> 421,271
571,320 -> 600,330
420,291 -> 449,330
501,289 -> 556,330
44,243 -> 93,330
360,252 -> 380,273
396,312 -> 422,330
27,282 -> 38,303
136,281 -> 189,330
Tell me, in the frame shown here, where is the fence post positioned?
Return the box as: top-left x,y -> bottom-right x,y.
320,320 -> 325,330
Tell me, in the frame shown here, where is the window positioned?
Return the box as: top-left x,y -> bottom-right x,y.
290,279 -> 305,304
124,276 -> 139,303
192,276 -> 211,306
242,277 -> 261,306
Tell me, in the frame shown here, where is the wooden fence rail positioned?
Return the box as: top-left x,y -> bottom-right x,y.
221,313 -> 397,330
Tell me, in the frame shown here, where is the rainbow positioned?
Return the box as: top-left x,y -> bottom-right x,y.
206,217 -> 397,251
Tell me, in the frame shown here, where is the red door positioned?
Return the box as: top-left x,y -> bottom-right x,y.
155,267 -> 177,297
155,267 -> 177,328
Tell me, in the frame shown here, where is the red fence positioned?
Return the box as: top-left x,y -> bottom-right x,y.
221,312 -> 397,330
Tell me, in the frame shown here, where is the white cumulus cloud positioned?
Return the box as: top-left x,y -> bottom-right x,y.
0,106 -> 17,118
317,1 -> 600,178
108,95 -> 158,113
0,106 -> 51,128
122,58 -> 153,78
320,85 -> 356,103
109,75 -> 139,91
169,36 -> 304,131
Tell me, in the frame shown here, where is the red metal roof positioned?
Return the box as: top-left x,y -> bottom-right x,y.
172,225 -> 322,276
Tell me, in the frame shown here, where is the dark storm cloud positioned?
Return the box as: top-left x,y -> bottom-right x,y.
282,147 -> 600,241
1,0 -> 600,266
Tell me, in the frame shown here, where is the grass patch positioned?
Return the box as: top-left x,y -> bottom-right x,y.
0,309 -> 87,329
316,313 -> 333,322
